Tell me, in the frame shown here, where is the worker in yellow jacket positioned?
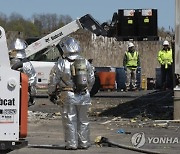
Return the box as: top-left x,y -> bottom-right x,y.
158,40 -> 173,90
123,42 -> 140,91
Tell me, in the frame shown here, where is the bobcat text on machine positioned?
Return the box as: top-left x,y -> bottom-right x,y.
0,26 -> 29,153
1,14 -> 106,153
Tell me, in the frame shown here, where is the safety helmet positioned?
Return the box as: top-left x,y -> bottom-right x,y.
163,40 -> 169,46
60,37 -> 80,60
128,42 -> 134,48
10,38 -> 27,59
11,38 -> 27,50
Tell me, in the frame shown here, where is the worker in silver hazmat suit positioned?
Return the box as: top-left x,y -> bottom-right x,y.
9,38 -> 37,106
48,37 -> 95,150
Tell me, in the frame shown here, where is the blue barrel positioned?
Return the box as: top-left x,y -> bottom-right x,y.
136,67 -> 141,89
116,67 -> 141,91
116,67 -> 126,91
155,67 -> 162,89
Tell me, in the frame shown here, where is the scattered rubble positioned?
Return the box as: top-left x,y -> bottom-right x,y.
28,111 -> 61,121
91,90 -> 173,120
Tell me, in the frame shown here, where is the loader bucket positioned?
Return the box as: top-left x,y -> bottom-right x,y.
79,14 -> 107,36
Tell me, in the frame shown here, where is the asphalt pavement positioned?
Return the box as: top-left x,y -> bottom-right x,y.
8,90 -> 180,154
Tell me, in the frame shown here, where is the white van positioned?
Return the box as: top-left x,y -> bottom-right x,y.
28,46 -> 60,96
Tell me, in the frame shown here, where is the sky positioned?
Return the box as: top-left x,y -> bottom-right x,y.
0,0 -> 175,30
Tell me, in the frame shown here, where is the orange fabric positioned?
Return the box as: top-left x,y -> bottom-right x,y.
20,73 -> 28,138
98,72 -> 116,89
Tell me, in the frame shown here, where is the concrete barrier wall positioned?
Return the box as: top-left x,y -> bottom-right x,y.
73,32 -> 162,78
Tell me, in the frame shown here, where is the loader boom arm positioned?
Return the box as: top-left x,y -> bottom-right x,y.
25,14 -> 106,57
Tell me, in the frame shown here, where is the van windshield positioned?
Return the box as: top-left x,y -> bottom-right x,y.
28,46 -> 60,62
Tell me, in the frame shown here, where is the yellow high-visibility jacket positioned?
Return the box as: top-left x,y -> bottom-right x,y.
124,51 -> 139,67
158,49 -> 173,69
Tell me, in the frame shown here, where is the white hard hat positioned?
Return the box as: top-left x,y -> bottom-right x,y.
163,40 -> 169,46
128,42 -> 134,48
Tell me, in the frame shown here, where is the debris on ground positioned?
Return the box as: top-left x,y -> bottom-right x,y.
91,90 -> 173,120
28,111 -> 61,121
94,136 -> 161,154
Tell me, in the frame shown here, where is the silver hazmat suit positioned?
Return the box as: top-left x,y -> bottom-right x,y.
21,61 -> 37,97
48,37 -> 95,149
10,38 -> 37,106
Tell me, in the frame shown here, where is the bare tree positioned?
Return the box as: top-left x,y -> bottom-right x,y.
59,15 -> 72,27
32,13 -> 72,35
8,12 -> 24,21
0,12 -> 7,28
